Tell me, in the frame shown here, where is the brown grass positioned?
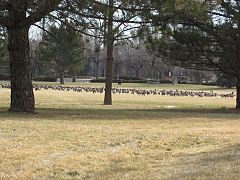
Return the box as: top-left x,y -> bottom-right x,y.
0,86 -> 239,179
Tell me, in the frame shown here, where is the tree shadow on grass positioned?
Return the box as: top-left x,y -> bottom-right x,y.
188,87 -> 235,91
0,107 -> 240,121
164,143 -> 240,179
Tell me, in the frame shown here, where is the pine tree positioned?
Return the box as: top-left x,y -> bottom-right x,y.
38,23 -> 85,84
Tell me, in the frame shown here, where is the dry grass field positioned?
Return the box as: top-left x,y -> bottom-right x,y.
0,83 -> 240,179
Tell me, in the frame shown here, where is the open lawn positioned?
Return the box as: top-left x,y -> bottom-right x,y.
0,83 -> 239,179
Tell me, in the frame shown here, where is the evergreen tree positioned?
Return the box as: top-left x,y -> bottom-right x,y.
0,0 -> 62,112
148,0 -> 240,109
38,23 -> 85,84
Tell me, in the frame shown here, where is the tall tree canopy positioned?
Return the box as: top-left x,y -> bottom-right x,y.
148,0 -> 240,109
0,0 -> 169,110
66,0 -> 172,105
178,0 -> 240,109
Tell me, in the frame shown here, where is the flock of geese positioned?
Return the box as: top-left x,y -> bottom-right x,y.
0,83 -> 236,98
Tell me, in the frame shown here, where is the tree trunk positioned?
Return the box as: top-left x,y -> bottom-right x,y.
161,71 -> 164,79
136,70 -> 139,78
72,73 -> 76,82
115,63 -> 119,80
151,59 -> 155,79
172,66 -> 178,85
236,79 -> 240,109
60,73 -> 64,84
96,61 -> 100,80
136,65 -> 143,78
7,2 -> 35,113
8,26 -> 35,112
151,68 -> 154,79
104,0 -> 114,105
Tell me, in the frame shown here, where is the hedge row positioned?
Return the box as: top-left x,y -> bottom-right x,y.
0,74 -> 10,80
91,79 -> 174,84
201,82 -> 218,86
158,80 -> 172,84
0,74 -> 58,82
122,80 -> 147,83
0,74 -> 219,86
91,79 -> 147,83
33,76 -> 57,82
118,76 -> 143,81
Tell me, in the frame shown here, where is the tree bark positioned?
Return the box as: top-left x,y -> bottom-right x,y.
236,79 -> 240,109
104,0 -> 114,105
8,26 -> 35,112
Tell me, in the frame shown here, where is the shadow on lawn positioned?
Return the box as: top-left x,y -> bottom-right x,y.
0,107 -> 240,121
166,143 -> 240,179
186,86 -> 235,91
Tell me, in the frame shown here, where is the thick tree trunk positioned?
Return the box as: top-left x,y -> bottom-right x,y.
7,2 -> 35,112
104,40 -> 114,105
8,26 -> 35,112
104,0 -> 114,105
236,79 -> 240,109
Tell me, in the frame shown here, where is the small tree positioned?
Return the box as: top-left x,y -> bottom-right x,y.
128,47 -> 145,78
38,24 -> 85,84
